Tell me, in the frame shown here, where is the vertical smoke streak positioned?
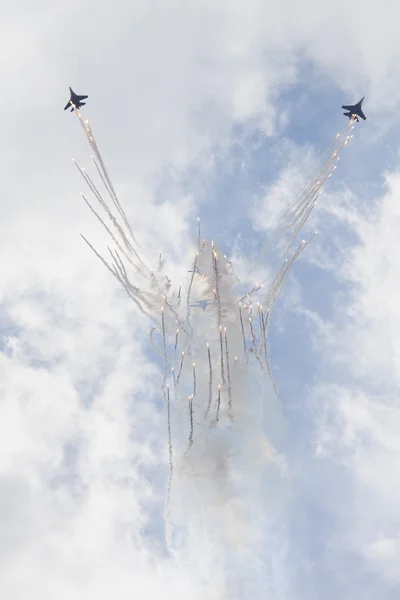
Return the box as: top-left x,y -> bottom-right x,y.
186,252 -> 199,321
264,320 -> 279,399
206,343 -> 213,419
187,395 -> 194,452
174,328 -> 179,358
219,326 -> 226,385
224,328 -> 233,419
249,316 -> 264,370
239,303 -> 248,361
161,306 -> 167,395
261,307 -> 267,362
212,243 -> 222,327
192,362 -> 197,400
257,303 -> 263,339
172,366 -> 176,389
248,317 -> 257,352
215,384 -> 221,424
177,351 -> 185,384
164,385 -> 174,548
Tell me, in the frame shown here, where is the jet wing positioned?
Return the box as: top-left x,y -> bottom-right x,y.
341,104 -> 353,110
77,95 -> 88,100
358,109 -> 366,120
64,101 -> 71,110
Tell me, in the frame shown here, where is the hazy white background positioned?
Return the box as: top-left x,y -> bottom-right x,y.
1,0 -> 400,598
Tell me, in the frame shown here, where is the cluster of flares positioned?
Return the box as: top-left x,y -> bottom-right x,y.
71,106 -> 356,548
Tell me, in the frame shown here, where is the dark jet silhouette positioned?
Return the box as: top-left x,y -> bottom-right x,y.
342,97 -> 366,122
64,87 -> 88,112
190,299 -> 214,312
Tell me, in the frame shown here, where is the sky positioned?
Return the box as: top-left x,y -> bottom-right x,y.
1,0 -> 400,598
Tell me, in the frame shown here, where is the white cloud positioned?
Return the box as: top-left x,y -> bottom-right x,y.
307,172 -> 400,588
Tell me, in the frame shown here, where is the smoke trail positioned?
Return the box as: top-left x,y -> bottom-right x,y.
164,385 -> 174,548
206,343 -> 213,419
224,328 -> 233,420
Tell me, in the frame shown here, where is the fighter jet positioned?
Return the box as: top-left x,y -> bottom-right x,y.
190,299 -> 214,312
342,97 -> 366,122
64,87 -> 88,112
